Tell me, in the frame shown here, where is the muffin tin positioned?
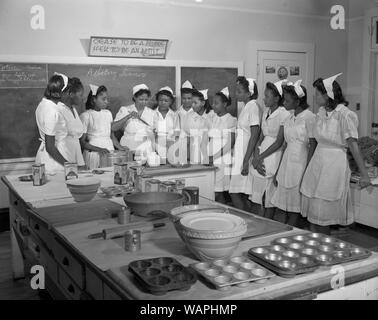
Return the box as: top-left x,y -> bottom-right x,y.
128,257 -> 197,295
100,185 -> 134,197
190,256 -> 275,290
248,232 -> 372,278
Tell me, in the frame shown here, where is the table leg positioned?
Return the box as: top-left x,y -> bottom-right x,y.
9,206 -> 25,279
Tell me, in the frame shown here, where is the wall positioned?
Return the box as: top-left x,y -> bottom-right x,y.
0,0 -> 350,208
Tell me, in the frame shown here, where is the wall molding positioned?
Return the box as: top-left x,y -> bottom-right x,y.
122,0 -> 361,22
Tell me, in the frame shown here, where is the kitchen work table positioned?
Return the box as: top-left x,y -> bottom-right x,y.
2,170 -> 378,300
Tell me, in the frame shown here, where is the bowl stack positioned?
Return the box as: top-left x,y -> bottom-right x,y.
66,178 -> 101,202
170,206 -> 247,262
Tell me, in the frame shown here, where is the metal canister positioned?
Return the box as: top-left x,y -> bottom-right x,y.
114,163 -> 128,185
182,186 -> 199,205
145,179 -> 161,192
175,178 -> 186,194
137,174 -> 153,192
64,162 -> 78,181
118,206 -> 131,224
124,230 -> 141,252
159,181 -> 177,193
32,164 -> 46,186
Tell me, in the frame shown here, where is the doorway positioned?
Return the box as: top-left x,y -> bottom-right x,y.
246,41 -> 315,112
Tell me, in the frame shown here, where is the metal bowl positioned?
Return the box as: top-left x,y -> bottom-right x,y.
123,192 -> 184,217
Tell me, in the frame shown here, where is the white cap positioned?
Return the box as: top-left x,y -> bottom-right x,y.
322,73 -> 342,100
132,84 -> 149,96
182,80 -> 193,89
54,72 -> 68,91
286,80 -> 305,98
274,79 -> 289,97
89,84 -> 99,96
220,87 -> 230,99
199,89 -> 208,100
159,86 -> 174,95
246,78 -> 256,95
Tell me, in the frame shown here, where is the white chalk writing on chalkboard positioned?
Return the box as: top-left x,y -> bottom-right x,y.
88,37 -> 168,59
0,63 -> 48,89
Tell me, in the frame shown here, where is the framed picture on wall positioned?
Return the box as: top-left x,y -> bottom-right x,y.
371,17 -> 378,49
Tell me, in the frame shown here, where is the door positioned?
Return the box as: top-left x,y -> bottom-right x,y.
257,51 -> 313,111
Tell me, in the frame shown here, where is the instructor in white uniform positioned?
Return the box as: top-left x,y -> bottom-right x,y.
35,73 -> 85,173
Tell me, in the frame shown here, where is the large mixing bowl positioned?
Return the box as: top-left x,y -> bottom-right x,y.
66,178 -> 101,202
174,212 -> 247,261
123,192 -> 184,217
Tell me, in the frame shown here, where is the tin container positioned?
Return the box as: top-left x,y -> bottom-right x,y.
175,179 -> 186,194
124,230 -> 141,252
146,179 -> 161,192
159,181 -> 177,193
64,162 -> 78,181
32,164 -> 46,186
182,186 -> 199,205
118,206 -> 131,224
114,163 -> 128,185
190,256 -> 274,290
135,174 -> 153,192
248,232 -> 372,278
135,165 -> 145,176
128,257 -> 197,295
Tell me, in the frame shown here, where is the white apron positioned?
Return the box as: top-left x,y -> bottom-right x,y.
80,109 -> 114,169
300,104 -> 358,226
229,100 -> 261,194
56,103 -> 85,166
116,105 -> 154,156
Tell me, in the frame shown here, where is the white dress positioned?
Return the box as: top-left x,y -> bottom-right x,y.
153,108 -> 180,159
35,98 -> 67,173
250,106 -> 290,207
178,105 -> 193,130
300,104 -> 358,226
271,109 -> 315,213
56,102 -> 85,166
114,105 -> 155,155
80,109 -> 114,169
229,100 -> 261,194
182,111 -> 212,164
208,113 -> 237,192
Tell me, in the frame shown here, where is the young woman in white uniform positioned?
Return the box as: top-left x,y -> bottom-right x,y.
153,87 -> 180,162
250,80 -> 290,219
300,74 -> 371,234
80,85 -> 122,169
184,89 -> 213,164
178,80 -> 194,129
229,78 -> 261,211
208,91 -> 237,204
112,84 -> 155,157
55,76 -> 85,168
35,74 -> 70,173
271,81 -> 316,226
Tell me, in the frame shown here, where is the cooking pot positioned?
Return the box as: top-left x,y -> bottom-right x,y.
123,192 -> 184,217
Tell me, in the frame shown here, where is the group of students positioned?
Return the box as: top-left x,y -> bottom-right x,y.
35,71 -> 371,234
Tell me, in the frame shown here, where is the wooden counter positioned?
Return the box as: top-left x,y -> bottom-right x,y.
2,171 -> 378,300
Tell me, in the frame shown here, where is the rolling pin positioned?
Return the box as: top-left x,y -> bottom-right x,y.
88,222 -> 166,240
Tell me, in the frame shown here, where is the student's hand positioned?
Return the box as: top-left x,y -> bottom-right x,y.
117,146 -> 129,152
252,156 -> 260,170
129,111 -> 139,119
98,148 -> 110,156
241,161 -> 249,176
256,161 -> 266,177
273,174 -> 278,187
359,176 -> 371,189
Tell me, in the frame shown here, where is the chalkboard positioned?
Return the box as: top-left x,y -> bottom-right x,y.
181,67 -> 238,117
0,62 -> 175,160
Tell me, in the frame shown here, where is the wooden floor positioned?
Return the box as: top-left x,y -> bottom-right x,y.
0,231 -> 41,300
0,224 -> 377,300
